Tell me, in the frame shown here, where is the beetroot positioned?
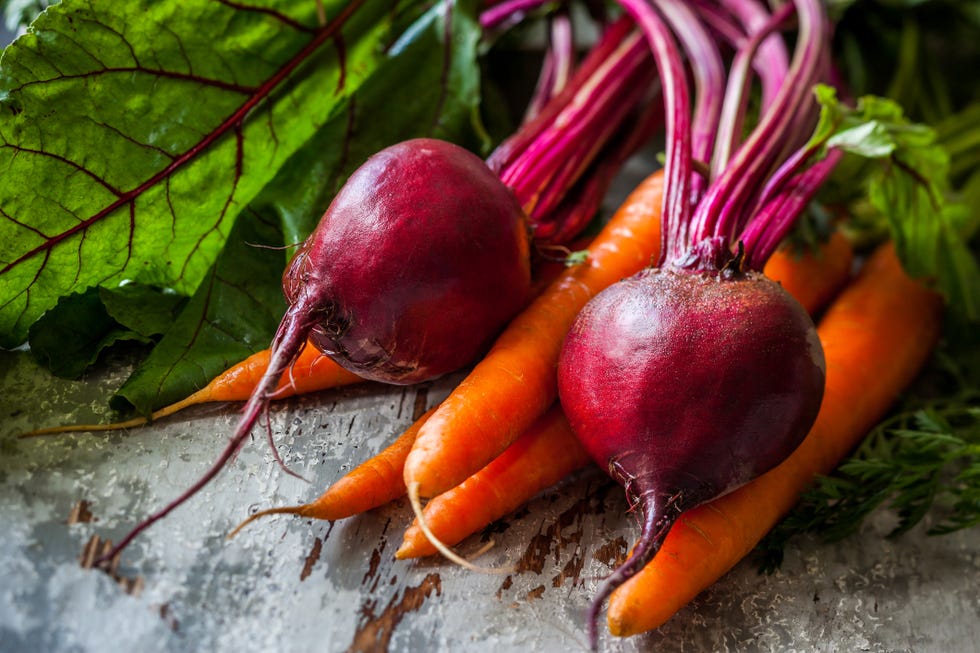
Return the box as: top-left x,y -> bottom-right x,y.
560,268 -> 825,499
282,138 -> 531,384
558,266 -> 825,642
97,137 -> 532,559
555,0 -> 835,646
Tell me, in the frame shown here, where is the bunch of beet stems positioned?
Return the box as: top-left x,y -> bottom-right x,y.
95,4 -> 664,563
400,0 -> 824,505
555,0 -> 843,647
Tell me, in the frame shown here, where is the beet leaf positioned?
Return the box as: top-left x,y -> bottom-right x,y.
0,0 -> 420,347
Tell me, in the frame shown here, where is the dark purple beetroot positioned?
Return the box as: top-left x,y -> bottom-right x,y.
557,265 -> 825,646
283,138 -> 531,384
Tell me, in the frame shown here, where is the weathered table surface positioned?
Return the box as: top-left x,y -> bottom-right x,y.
3,326 -> 980,653
2,154 -> 979,652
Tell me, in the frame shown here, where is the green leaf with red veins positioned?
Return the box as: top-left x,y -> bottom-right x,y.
0,0 -> 410,347
112,0 -> 485,415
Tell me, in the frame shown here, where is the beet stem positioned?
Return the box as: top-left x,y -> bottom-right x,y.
710,2 -> 795,178
718,0 -> 791,109
657,0 -> 724,204
522,12 -> 574,123
615,0 -> 693,266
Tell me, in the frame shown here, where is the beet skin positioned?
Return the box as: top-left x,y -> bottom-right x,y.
284,138 -> 532,384
559,267 -> 825,502
557,265 -> 825,646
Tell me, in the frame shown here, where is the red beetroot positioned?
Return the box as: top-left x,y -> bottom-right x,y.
96,137 -> 532,560
555,0 -> 834,647
560,267 -> 825,499
558,265 -> 825,643
283,138 -> 531,385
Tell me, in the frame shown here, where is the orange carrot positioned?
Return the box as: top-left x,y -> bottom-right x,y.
228,407 -> 439,537
765,230 -> 853,314
403,170 -> 667,500
606,243 -> 943,637
395,404 -> 588,558
394,231 -> 854,559
22,343 -> 364,436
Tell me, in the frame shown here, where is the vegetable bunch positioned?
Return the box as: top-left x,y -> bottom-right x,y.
2,0 -> 979,648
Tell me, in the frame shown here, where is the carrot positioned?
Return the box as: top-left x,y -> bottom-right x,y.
403,169 -> 666,500
22,343 -> 364,437
395,404 -> 589,559
228,406 -> 439,537
765,230 -> 853,315
394,231 -> 854,559
606,243 -> 944,637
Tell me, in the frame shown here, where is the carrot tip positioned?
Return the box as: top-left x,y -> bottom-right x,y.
18,418 -> 149,438
406,482 -> 511,575
227,505 -> 306,540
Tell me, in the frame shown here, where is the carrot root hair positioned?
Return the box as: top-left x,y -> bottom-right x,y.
227,505 -> 310,540
18,388 -> 211,438
406,481 -> 510,575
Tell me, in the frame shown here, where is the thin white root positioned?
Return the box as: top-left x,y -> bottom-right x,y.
406,481 -> 511,575
467,540 -> 497,561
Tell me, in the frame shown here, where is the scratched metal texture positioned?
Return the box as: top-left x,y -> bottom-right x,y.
3,320 -> 980,652
2,151 -> 980,652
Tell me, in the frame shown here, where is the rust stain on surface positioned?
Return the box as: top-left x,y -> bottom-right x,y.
300,537 -> 323,581
526,585 -> 546,601
592,536 -> 629,569
158,603 -> 180,632
78,534 -> 144,597
411,384 -> 431,421
499,479 -> 615,598
66,499 -> 94,524
349,573 -> 442,653
363,547 -> 382,588
553,550 -> 586,588
362,527 -> 390,593
496,574 -> 513,600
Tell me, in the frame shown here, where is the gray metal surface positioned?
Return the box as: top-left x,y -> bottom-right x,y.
2,337 -> 979,653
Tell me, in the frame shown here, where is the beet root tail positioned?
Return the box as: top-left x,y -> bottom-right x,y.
586,495 -> 676,651
96,305 -> 319,564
